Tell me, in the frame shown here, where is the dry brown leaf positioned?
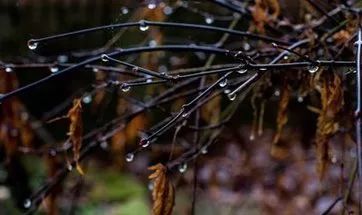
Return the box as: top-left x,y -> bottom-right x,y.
201,94 -> 221,124
250,0 -> 280,33
148,163 -> 175,215
272,82 -> 290,159
67,98 -> 84,175
315,73 -> 343,178
126,114 -> 147,142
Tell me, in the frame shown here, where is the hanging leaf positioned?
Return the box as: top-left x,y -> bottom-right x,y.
67,98 -> 84,175
249,0 -> 280,33
315,73 -> 343,179
272,82 -> 291,159
148,163 -> 175,215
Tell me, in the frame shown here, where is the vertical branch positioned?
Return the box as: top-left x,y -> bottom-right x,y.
355,26 -> 362,213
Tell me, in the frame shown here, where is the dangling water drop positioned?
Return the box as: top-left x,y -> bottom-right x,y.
139,20 -> 149,31
101,54 -> 109,62
274,89 -> 280,97
149,40 -> 157,47
50,67 -> 59,73
178,163 -> 187,173
297,96 -> 304,103
201,146 -> 208,154
146,78 -> 153,83
308,65 -> 319,74
237,69 -> 247,74
100,141 -> 108,149
140,138 -> 150,148
148,181 -> 154,191
121,84 -> 131,92
148,2 -> 157,9
182,112 -> 189,118
67,164 -> 73,171
23,199 -> 32,209
121,7 -> 129,15
249,134 -> 255,141
219,79 -> 228,88
205,16 -> 214,24
57,55 -> 68,63
223,89 -> 231,94
163,6 -> 173,15
125,153 -> 134,162
82,94 -> 92,104
228,93 -> 236,101
259,67 -> 267,71
5,67 -> 13,73
27,40 -> 38,50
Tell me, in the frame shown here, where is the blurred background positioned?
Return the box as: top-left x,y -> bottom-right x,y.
0,0 -> 358,214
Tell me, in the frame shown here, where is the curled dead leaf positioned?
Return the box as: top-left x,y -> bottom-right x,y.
315,73 -> 343,178
67,99 -> 84,175
148,163 -> 175,215
272,82 -> 291,159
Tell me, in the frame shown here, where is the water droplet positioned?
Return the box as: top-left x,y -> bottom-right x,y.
308,65 -> 319,74
205,16 -> 214,24
57,55 -> 68,63
274,90 -> 280,97
82,94 -> 92,104
237,69 -> 247,74
125,153 -> 134,162
23,199 -> 32,209
219,79 -> 228,88
121,7 -> 129,14
163,6 -> 173,15
100,141 -> 108,149
249,134 -> 255,141
259,67 -> 267,71
139,138 -> 150,148
182,112 -> 189,118
178,163 -> 187,173
132,67 -> 139,72
146,78 -> 152,83
331,156 -> 337,164
148,2 -> 157,9
223,89 -> 231,94
283,55 -> 289,60
201,146 -> 208,154
227,93 -> 236,101
149,40 -> 157,47
139,20 -> 149,31
93,68 -> 99,73
121,83 -> 131,92
243,42 -> 251,51
50,67 -> 59,73
148,181 -> 154,190
101,54 -> 109,62
27,40 -> 38,50
5,67 -> 13,73
67,164 -> 73,171
48,148 -> 57,157
297,96 -> 304,103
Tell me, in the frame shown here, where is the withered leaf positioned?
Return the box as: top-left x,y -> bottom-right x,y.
250,0 -> 280,33
272,83 -> 291,159
315,73 -> 343,179
67,98 -> 84,175
148,163 -> 175,215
